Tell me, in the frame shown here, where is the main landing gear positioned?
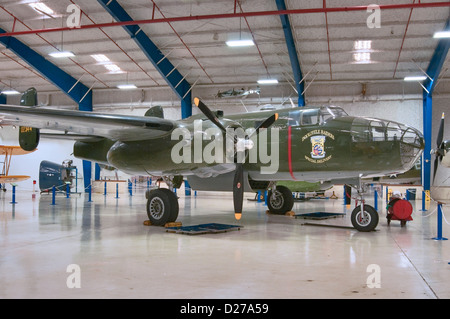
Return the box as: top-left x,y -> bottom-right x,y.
145,188 -> 179,226
145,176 -> 182,226
266,185 -> 294,214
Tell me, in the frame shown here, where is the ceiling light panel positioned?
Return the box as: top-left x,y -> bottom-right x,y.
29,2 -> 54,16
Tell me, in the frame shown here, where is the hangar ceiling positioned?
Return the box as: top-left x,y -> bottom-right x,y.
0,0 -> 449,108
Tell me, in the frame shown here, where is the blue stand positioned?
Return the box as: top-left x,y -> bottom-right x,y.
264,190 -> 268,206
115,183 -> 119,199
420,191 -> 427,211
432,203 -> 448,241
10,185 -> 17,204
104,182 -> 107,196
88,184 -> 93,202
66,184 -> 70,198
385,186 -> 389,204
374,190 -> 378,211
185,180 -> 191,196
257,191 -> 262,203
51,186 -> 56,206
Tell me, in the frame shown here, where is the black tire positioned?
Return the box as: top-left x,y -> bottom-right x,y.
157,188 -> 179,222
267,185 -> 294,214
351,204 -> 379,232
146,188 -> 179,226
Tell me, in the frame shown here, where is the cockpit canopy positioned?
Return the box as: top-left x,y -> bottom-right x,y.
288,106 -> 348,126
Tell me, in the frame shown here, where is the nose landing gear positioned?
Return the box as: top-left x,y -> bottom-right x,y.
347,177 -> 379,232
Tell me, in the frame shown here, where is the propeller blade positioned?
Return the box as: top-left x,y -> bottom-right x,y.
194,97 -> 227,133
250,113 -> 279,138
433,156 -> 439,183
437,113 -> 445,148
233,163 -> 244,221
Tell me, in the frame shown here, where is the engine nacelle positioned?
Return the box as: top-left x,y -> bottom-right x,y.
19,88 -> 40,151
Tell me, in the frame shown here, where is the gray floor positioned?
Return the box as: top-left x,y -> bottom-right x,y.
1,185 -> 449,299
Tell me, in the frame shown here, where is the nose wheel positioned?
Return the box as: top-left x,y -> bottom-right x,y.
351,204 -> 379,232
347,177 -> 379,232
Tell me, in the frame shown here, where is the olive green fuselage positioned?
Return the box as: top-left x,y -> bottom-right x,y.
74,107 -> 423,183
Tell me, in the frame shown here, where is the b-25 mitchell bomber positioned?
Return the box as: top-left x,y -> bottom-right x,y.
0,88 -> 424,232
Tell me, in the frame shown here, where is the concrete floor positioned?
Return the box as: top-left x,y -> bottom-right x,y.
1,185 -> 449,299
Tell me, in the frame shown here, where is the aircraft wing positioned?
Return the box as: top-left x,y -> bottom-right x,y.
0,175 -> 30,183
0,105 -> 177,142
0,145 -> 36,156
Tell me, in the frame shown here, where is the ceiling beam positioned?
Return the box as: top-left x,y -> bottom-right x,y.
424,20 -> 450,95
275,0 -> 304,106
0,28 -> 93,111
1,2 -> 449,38
97,0 -> 192,118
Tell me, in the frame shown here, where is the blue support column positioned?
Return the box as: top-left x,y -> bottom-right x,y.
421,19 -> 450,191
95,163 -> 101,181
97,0 -> 192,118
83,160 -> 92,195
276,0 -> 305,106
423,92 -> 433,191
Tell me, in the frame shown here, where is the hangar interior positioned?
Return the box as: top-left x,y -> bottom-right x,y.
0,0 -> 450,299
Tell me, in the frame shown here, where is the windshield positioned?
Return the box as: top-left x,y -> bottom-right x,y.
320,106 -> 348,123
287,106 -> 348,126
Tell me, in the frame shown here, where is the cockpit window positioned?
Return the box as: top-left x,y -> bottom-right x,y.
301,109 -> 320,125
288,110 -> 301,126
320,106 -> 348,123
288,106 -> 348,126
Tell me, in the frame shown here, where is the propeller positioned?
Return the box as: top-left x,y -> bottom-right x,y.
432,113 -> 446,182
194,97 -> 278,220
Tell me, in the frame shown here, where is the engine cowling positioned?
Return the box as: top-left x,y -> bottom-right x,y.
19,88 -> 40,151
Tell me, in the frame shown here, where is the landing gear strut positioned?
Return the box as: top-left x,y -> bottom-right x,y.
347,178 -> 379,232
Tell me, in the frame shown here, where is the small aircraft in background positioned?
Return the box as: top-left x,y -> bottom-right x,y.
216,86 -> 260,99
0,145 -> 35,191
0,88 -> 424,232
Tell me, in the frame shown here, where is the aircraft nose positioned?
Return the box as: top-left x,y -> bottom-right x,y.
396,125 -> 424,170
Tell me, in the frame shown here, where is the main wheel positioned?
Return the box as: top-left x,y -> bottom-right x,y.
146,188 -> 179,226
351,204 -> 379,232
267,185 -> 294,214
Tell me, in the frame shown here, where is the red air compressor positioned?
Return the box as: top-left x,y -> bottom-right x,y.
386,197 -> 413,227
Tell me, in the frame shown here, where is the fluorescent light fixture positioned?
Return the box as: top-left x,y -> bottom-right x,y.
49,51 -> 75,58
29,3 -> 54,16
104,64 -> 124,74
404,76 -> 427,81
433,31 -> 450,39
354,40 -> 372,51
226,39 -> 255,47
91,54 -> 110,63
1,89 -> 20,95
117,84 -> 138,90
257,79 -> 278,85
353,52 -> 371,63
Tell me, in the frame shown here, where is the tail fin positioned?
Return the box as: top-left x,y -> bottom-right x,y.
19,88 -> 40,151
144,105 -> 164,118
